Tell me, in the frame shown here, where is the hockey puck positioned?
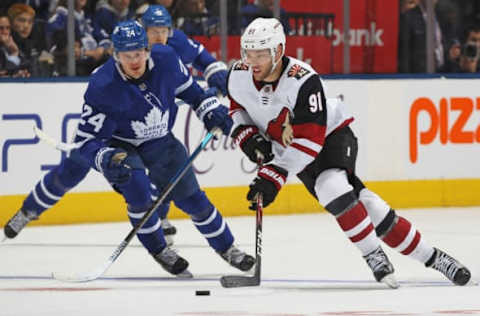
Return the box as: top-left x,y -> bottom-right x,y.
195,290 -> 210,296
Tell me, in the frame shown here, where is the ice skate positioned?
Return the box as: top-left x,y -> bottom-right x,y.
4,208 -> 38,239
364,246 -> 399,289
153,247 -> 192,278
161,218 -> 176,247
426,248 -> 471,286
218,245 -> 255,271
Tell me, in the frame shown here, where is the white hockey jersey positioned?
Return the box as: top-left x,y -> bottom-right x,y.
228,56 -> 353,176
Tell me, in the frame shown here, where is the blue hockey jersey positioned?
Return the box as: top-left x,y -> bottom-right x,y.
152,29 -> 216,72
76,44 -> 209,168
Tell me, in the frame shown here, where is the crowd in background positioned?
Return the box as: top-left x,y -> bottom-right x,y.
0,0 -> 291,77
399,0 -> 480,73
1,0 -> 480,78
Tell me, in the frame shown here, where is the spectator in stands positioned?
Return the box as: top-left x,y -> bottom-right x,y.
137,0 -> 175,10
398,0 -> 446,73
0,13 -> 29,77
8,3 -> 53,76
439,25 -> 480,73
135,0 -> 177,21
0,1 -> 54,21
24,0 -> 54,21
176,0 -> 217,36
47,0 -> 108,76
400,0 -> 419,14
240,0 -> 290,35
93,0 -> 133,51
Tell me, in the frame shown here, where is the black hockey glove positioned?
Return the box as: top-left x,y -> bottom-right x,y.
231,125 -> 274,163
247,164 -> 288,209
96,147 -> 132,186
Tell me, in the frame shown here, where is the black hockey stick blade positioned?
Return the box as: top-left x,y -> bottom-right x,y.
220,194 -> 263,288
220,274 -> 260,288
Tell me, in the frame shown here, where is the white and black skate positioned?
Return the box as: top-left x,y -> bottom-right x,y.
161,219 -> 176,247
153,247 -> 192,278
4,208 -> 38,239
364,246 -> 399,289
218,245 -> 255,272
426,247 -> 471,286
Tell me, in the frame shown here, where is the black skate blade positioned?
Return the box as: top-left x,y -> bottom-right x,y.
220,275 -> 259,288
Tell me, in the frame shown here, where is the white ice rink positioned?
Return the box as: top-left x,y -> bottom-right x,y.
1,207 -> 480,316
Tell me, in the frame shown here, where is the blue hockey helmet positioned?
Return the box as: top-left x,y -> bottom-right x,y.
112,20 -> 148,52
141,5 -> 172,28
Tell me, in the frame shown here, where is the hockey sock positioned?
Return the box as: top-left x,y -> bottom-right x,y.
128,203 -> 166,255
326,191 -> 380,256
175,190 -> 234,253
378,211 -> 434,263
22,171 -> 66,216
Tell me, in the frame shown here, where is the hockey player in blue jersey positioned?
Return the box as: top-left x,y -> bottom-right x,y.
29,20 -> 253,276
141,4 -> 228,96
3,6 -> 228,245
139,4 -> 229,240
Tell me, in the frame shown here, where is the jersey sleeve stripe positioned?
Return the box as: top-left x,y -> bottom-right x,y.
291,142 -> 319,158
293,123 -> 326,146
331,118 -> 354,134
174,76 -> 193,95
292,138 -> 322,153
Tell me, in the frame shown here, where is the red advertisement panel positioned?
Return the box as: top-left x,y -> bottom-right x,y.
194,0 -> 398,74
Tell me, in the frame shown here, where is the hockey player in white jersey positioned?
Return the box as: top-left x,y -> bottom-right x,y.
228,17 -> 471,287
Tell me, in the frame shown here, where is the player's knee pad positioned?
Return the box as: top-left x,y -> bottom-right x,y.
120,169 -> 152,208
359,188 -> 391,226
324,190 -> 358,217
375,208 -> 397,238
54,157 -> 90,190
314,168 -> 354,208
174,190 -> 212,220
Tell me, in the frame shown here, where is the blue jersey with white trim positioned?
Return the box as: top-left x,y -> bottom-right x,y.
76,44 -> 207,167
152,29 -> 216,72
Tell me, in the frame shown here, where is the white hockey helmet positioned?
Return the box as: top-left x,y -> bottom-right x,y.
241,18 -> 286,69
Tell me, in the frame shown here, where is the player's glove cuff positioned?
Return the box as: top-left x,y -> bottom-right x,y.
204,61 -> 227,82
195,96 -> 220,121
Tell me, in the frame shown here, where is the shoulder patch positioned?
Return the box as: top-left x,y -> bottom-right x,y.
287,64 -> 311,79
233,62 -> 249,71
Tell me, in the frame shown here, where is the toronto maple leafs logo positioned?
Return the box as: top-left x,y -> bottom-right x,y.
131,107 -> 169,139
287,64 -> 310,79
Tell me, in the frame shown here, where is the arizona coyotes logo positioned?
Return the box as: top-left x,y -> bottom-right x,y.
288,64 -> 310,79
234,62 -> 249,71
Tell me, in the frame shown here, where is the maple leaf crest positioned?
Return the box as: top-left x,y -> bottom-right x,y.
131,107 -> 169,139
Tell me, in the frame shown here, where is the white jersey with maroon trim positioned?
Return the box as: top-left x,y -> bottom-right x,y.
228,56 -> 353,176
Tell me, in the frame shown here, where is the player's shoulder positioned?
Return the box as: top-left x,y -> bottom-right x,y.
151,43 -> 177,62
228,60 -> 250,91
283,57 -> 317,81
85,59 -> 130,113
171,28 -> 189,42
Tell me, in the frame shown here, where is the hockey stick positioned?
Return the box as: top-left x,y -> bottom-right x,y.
52,129 -> 218,282
33,126 -> 81,151
220,193 -> 263,288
